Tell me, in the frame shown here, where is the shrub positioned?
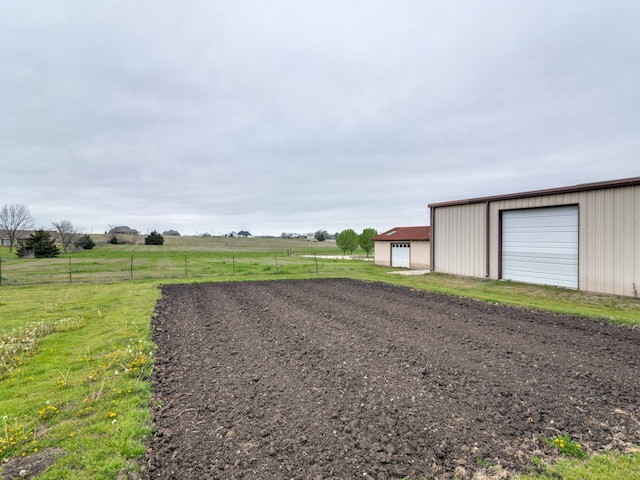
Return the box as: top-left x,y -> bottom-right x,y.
144,230 -> 164,245
74,234 -> 96,250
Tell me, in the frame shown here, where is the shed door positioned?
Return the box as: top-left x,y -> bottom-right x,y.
391,243 -> 410,268
502,205 -> 578,289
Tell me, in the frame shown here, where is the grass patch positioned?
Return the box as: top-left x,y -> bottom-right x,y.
518,450 -> 640,480
0,282 -> 159,479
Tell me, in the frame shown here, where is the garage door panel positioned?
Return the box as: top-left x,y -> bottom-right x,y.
502,206 -> 578,289
391,243 -> 410,268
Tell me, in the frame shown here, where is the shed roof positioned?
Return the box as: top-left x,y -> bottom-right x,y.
374,226 -> 430,241
428,176 -> 640,208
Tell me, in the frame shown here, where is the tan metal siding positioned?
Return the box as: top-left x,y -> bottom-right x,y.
410,241 -> 430,268
373,241 -> 391,267
579,186 -> 639,296
433,203 -> 486,277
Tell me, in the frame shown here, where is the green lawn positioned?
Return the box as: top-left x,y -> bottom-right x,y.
0,237 -> 638,478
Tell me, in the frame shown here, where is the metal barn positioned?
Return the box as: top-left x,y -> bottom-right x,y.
428,177 -> 640,296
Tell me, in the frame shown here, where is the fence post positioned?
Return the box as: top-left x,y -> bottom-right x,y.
69,257 -> 72,283
130,256 -> 133,280
232,256 -> 235,274
314,254 -> 319,274
184,254 -> 188,278
0,256 -> 2,286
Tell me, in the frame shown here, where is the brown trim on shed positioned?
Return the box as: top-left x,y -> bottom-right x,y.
485,201 -> 490,278
430,207 -> 435,271
428,176 -> 640,208
498,210 -> 504,280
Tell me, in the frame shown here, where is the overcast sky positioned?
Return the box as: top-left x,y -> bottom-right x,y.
1,1 -> 638,236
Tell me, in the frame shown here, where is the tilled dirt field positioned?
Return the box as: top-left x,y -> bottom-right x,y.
141,279 -> 640,479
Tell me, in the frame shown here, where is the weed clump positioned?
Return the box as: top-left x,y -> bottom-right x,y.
543,434 -> 587,459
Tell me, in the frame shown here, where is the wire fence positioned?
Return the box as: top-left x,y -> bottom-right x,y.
0,253 -> 338,286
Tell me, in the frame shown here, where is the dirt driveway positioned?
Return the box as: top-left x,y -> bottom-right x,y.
141,279 -> 640,479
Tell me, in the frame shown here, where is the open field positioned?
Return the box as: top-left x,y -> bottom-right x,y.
0,237 -> 639,479
0,236 -> 343,285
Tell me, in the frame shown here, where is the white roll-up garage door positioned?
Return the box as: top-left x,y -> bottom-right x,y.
391,243 -> 410,268
502,205 -> 578,289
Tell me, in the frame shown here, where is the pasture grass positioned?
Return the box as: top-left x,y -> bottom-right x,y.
518,451 -> 640,480
1,236 -> 638,478
0,282 -> 158,479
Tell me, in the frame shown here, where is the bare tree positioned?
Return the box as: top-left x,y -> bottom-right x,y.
0,203 -> 34,253
52,220 -> 81,253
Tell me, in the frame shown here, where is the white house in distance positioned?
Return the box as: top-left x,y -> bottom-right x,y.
373,226 -> 430,269
428,176 -> 640,297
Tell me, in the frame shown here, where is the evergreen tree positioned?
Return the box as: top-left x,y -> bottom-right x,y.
314,230 -> 328,242
16,229 -> 61,258
145,230 -> 164,245
74,234 -> 96,250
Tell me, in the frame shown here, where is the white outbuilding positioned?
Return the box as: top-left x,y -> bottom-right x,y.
373,226 -> 430,269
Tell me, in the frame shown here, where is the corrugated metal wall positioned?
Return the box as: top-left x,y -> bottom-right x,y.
578,186 -> 639,296
433,203 -> 486,278
433,185 -> 640,296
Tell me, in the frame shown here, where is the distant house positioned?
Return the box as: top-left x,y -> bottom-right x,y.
163,230 -> 181,236
108,226 -> 139,235
225,231 -> 252,238
373,226 -> 431,269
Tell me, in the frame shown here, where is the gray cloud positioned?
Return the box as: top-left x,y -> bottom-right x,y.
1,1 -> 638,236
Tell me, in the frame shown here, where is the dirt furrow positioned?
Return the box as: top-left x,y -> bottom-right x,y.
143,279 -> 640,479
